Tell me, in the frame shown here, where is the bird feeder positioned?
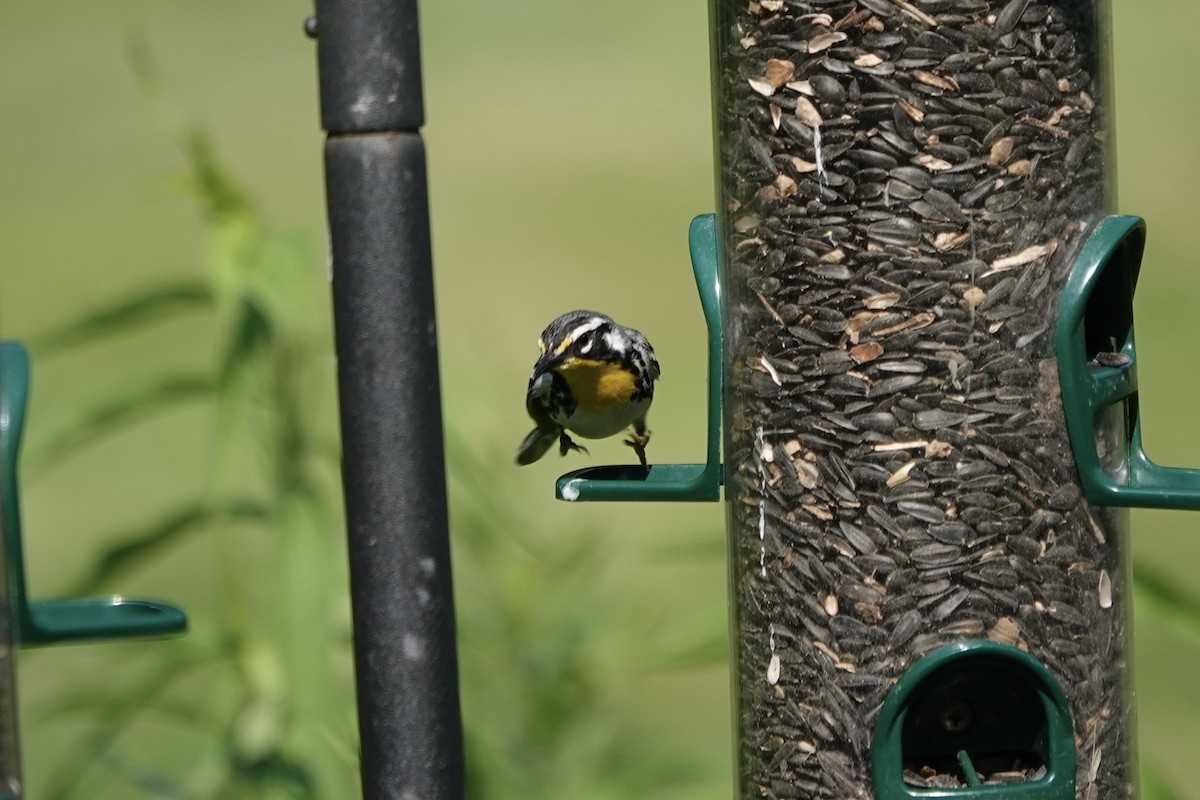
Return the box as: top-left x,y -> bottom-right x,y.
0,341 -> 187,796
710,0 -> 1137,797
558,2 -> 1153,799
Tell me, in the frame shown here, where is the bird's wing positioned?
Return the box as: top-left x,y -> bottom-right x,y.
516,426 -> 559,465
525,371 -> 557,426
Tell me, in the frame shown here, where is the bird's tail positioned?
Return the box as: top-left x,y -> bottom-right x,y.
516,426 -> 559,465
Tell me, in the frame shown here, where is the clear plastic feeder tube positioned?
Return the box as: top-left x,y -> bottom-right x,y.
710,1 -> 1133,797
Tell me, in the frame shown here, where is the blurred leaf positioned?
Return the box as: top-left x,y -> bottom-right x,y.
44,681 -> 220,799
96,749 -> 190,800
1134,562 -> 1200,641
41,684 -> 223,732
123,31 -> 183,136
186,129 -> 251,224
28,283 -> 213,357
644,603 -> 729,670
1141,759 -> 1185,800
40,645 -> 213,800
225,751 -> 318,800
66,498 -> 271,596
24,373 -> 213,474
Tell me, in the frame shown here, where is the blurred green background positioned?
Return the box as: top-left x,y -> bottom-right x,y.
2,0 -> 1200,797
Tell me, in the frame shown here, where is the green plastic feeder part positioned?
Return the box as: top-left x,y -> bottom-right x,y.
1057,214 -> 1200,509
1,341 -> 186,645
872,640 -> 1075,800
555,213 -> 724,502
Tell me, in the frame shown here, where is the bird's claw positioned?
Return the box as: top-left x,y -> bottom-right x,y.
624,430 -> 651,469
559,432 -> 589,458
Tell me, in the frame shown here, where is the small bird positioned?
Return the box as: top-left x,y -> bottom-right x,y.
516,310 -> 660,467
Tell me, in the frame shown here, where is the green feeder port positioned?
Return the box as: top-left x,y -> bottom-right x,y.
872,641 -> 1075,800
1058,214 -> 1200,509
1,341 -> 186,645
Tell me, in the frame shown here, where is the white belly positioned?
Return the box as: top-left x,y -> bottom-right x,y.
557,396 -> 650,439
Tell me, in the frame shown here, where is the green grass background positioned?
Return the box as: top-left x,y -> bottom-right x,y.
3,0 -> 1200,797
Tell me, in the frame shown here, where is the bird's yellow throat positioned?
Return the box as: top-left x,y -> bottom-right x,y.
556,358 -> 637,410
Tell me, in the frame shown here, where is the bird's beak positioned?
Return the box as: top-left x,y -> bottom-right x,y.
532,350 -> 565,378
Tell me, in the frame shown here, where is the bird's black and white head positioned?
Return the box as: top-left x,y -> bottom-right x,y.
531,310 -> 659,388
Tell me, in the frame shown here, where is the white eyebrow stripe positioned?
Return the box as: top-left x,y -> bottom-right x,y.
557,317 -> 607,353
569,317 -> 606,341
603,329 -> 627,351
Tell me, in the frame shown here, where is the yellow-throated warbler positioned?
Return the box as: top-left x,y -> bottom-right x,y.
516,310 -> 660,467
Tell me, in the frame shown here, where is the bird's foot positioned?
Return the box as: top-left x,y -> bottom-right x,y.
624,430 -> 651,469
559,432 -> 590,458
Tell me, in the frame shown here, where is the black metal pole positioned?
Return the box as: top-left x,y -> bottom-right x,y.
314,2 -> 464,799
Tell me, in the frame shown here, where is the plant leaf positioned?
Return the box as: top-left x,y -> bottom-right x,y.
1140,758 -> 1184,800
40,645 -> 212,800
1134,562 -> 1200,641
28,283 -> 213,357
24,372 -> 214,474
66,498 -> 270,596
